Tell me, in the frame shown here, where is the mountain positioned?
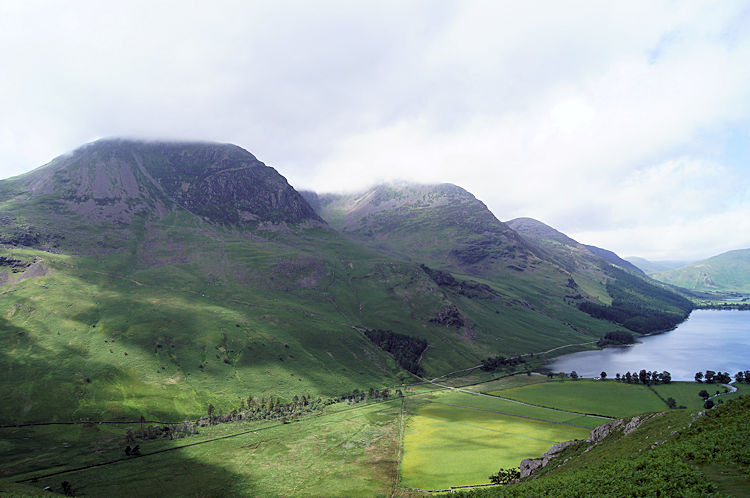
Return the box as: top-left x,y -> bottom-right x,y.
0,141 -> 477,423
625,256 -> 691,275
309,186 -> 692,336
651,248 -> 750,293
0,141 -> 632,426
505,217 -> 693,333
583,245 -> 644,275
303,183 -> 540,274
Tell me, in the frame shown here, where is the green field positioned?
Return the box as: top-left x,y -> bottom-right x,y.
651,381 -> 746,410
400,389 -> 593,490
489,379 -> 667,418
2,399 -> 404,497
4,373 -> 746,496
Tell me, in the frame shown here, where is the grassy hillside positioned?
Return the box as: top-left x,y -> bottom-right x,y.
0,141 -> 627,426
652,248 -> 750,293
458,394 -> 750,497
507,218 -> 693,333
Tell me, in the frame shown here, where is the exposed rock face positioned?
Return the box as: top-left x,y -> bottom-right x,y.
520,457 -> 544,478
310,182 -> 541,275
587,419 -> 622,443
429,304 -> 464,327
420,264 -> 499,299
7,139 -> 322,228
521,414 -> 659,479
519,440 -> 577,478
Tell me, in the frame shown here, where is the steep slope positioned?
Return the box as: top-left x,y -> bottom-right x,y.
304,183 -> 539,274
458,395 -> 750,497
507,217 -> 692,333
583,245 -> 644,275
305,185 -> 641,347
652,248 -> 750,293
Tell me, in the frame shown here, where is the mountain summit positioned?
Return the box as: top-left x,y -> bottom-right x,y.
2,139 -> 320,248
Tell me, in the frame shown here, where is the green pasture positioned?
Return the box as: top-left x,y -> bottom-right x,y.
6,399 -> 403,497
400,390 -> 591,490
490,379 -> 667,418
651,381 -> 746,410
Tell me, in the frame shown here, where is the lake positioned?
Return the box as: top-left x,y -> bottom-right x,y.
546,310 -> 750,381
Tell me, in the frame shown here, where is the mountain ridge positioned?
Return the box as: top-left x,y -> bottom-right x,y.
651,248 -> 750,293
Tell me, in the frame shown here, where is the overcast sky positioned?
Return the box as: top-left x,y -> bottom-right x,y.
2,1 -> 749,260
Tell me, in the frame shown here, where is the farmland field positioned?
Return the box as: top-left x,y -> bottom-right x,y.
651,381 -> 745,410
3,399 -> 405,497
400,389 -> 592,490
488,379 -> 667,417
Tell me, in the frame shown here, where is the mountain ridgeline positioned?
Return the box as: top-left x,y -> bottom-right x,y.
651,248 -> 750,293
506,217 -> 693,333
0,140 -> 693,427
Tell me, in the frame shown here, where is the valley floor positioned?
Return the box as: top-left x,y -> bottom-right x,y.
3,373 -> 746,496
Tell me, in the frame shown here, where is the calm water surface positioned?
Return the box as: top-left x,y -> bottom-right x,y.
546,310 -> 750,381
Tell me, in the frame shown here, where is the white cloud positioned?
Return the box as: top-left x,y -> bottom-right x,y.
0,0 -> 749,258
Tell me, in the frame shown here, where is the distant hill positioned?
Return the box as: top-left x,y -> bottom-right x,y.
583,245 -> 644,275
625,256 -> 691,275
505,218 -> 641,276
506,217 -> 692,333
651,248 -> 750,292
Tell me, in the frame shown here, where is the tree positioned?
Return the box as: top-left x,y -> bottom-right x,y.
695,371 -> 703,383
61,481 -> 74,497
489,467 -> 520,485
735,371 -> 745,383
666,397 -> 677,409
661,371 -> 672,384
639,369 -> 648,385
570,371 -> 579,380
705,370 -> 716,384
600,371 -> 607,380
207,404 -> 215,417
698,389 -> 710,400
703,399 -> 715,409
615,373 -> 621,381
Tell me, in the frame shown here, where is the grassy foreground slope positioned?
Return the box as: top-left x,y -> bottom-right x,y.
653,248 -> 750,293
458,394 -> 750,497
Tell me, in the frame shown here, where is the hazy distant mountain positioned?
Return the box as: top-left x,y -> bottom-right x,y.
651,249 -> 750,293
625,256 -> 691,275
583,245 -> 644,275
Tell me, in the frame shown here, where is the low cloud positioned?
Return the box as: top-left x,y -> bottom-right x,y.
1,1 -> 749,259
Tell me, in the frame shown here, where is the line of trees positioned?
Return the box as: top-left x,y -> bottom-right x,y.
596,331 -> 635,347
363,328 -> 428,375
336,387 -> 403,404
694,370 -> 741,384
610,369 -> 673,385
480,355 -> 527,372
